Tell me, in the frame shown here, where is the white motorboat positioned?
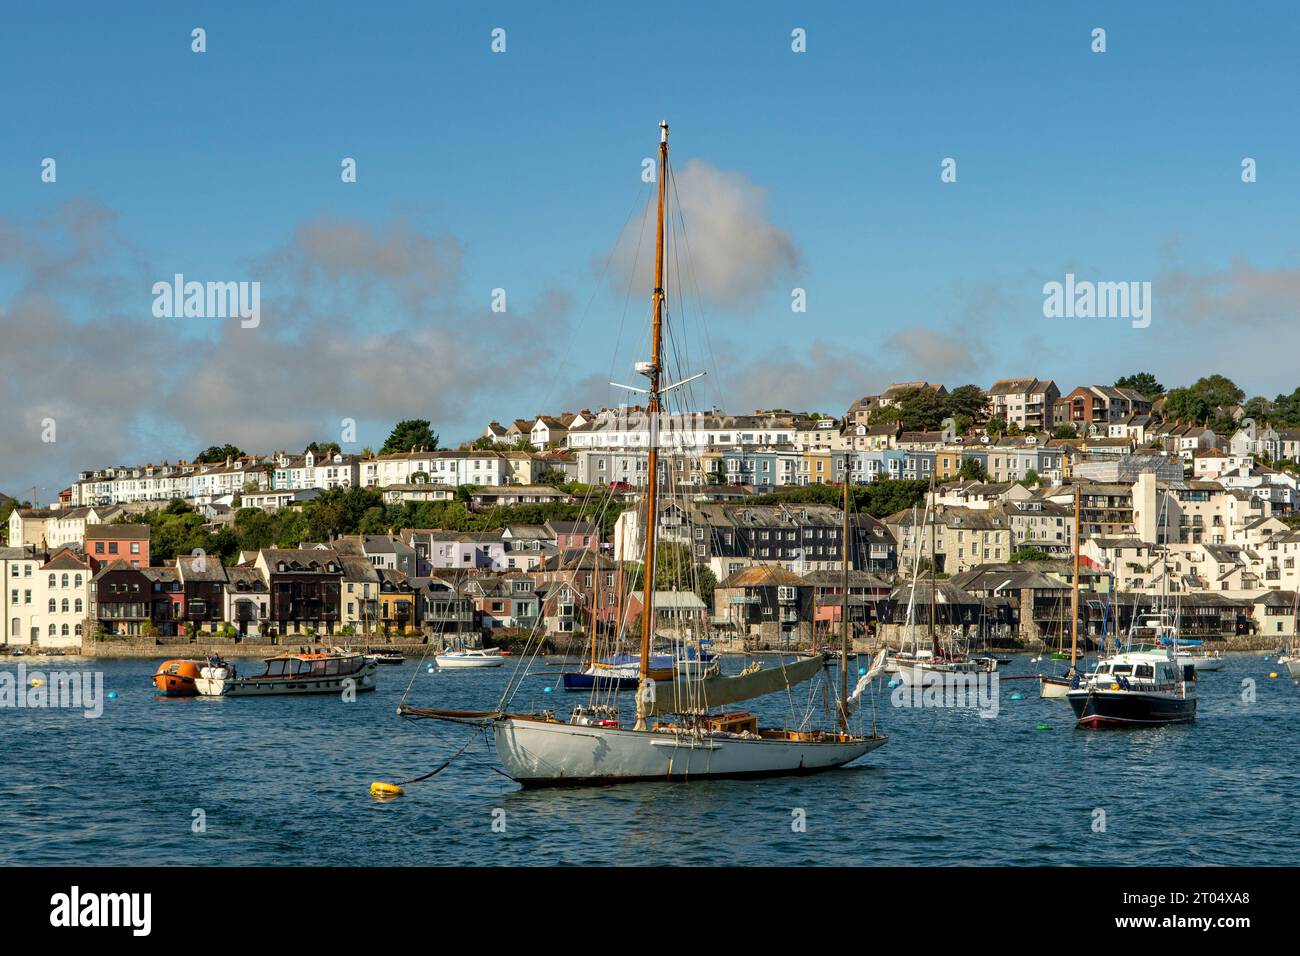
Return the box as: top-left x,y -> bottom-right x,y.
436,647 -> 505,669
195,651 -> 378,697
1067,647 -> 1197,728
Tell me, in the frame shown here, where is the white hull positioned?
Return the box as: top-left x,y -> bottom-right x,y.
437,652 -> 505,669
196,662 -> 378,697
893,661 -> 984,682
1282,656 -> 1300,682
1039,675 -> 1072,699
493,717 -> 885,787
1178,653 -> 1224,672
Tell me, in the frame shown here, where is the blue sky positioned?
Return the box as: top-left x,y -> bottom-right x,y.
2,2 -> 1299,498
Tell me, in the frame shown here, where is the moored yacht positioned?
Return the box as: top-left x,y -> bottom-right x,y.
435,647 -> 505,669
194,651 -> 378,697
393,121 -> 888,788
1066,648 -> 1196,728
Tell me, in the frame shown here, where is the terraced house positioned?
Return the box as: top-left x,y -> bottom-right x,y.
254,548 -> 343,637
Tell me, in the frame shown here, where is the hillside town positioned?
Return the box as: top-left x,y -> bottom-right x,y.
5,373 -> 1300,655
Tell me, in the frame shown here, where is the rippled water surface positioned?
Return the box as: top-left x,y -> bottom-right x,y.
2,652 -> 1297,866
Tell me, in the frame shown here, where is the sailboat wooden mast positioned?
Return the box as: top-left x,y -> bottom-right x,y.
634,121 -> 669,731
1070,483 -> 1080,670
928,471 -> 938,657
839,454 -> 851,732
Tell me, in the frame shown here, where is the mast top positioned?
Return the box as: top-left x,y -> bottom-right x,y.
660,120 -> 669,142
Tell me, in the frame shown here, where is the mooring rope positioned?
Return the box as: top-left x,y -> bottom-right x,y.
386,730 -> 480,787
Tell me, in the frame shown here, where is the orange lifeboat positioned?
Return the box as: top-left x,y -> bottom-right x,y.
153,659 -> 204,697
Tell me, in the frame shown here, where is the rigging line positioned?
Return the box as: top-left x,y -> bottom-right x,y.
669,164 -> 726,413
497,475 -> 623,709
608,191 -> 654,393
537,181 -> 648,416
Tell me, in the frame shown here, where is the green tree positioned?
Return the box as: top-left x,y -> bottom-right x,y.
0,497 -> 31,542
380,420 -> 439,455
1242,396 -> 1273,423
1010,546 -> 1051,563
890,387 -> 948,431
306,441 -> 342,457
1053,424 -> 1078,439
1114,372 -> 1165,400
1161,387 -> 1211,424
470,435 -> 537,452
537,468 -> 568,488
194,444 -> 244,463
942,384 -> 988,425
958,458 -> 988,481
1188,374 -> 1244,410
358,506 -> 389,534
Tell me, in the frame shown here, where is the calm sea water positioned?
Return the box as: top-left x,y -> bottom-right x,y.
2,651 -> 1298,866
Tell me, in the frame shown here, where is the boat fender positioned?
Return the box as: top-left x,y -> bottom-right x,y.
639,678 -> 656,707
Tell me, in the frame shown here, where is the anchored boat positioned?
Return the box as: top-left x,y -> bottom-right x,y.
152,659 -> 205,697
194,651 -> 378,697
1066,648 -> 1196,728
435,647 -> 505,669
1040,485 -> 1084,700
396,121 -> 887,787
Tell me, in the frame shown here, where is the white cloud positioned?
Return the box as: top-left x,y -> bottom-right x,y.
603,159 -> 799,312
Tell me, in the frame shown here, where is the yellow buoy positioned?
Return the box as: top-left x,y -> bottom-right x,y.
29,678 -> 45,687
1269,672 -> 1279,679
370,781 -> 404,799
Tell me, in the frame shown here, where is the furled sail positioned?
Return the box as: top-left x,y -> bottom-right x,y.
846,647 -> 887,713
646,655 -> 825,716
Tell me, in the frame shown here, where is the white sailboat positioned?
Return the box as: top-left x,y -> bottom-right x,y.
887,481 -> 983,680
1280,592 -> 1300,682
398,122 -> 887,786
1040,485 -> 1082,699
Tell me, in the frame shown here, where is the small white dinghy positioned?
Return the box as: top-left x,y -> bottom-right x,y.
436,647 -> 506,669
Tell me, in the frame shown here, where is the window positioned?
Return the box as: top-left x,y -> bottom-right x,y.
75,599 -> 82,613
48,574 -> 56,587
49,598 -> 56,612
96,543 -> 104,554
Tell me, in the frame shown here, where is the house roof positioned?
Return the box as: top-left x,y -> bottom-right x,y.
42,550 -> 91,571
719,565 -> 808,588
85,523 -> 150,540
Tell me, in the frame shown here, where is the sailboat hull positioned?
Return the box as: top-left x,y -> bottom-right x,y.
493,717 -> 886,788
1038,675 -> 1072,699
1282,656 -> 1300,682
1067,689 -> 1196,728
